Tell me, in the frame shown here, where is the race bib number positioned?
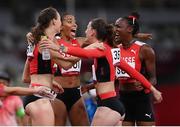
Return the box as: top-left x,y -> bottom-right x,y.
111,48 -> 120,65
116,58 -> 135,78
61,60 -> 82,74
27,43 -> 35,57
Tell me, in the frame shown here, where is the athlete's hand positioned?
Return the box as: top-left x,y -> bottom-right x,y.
35,86 -> 54,99
52,80 -> 64,94
39,39 -> 59,52
151,86 -> 163,104
26,32 -> 34,43
135,33 -> 153,41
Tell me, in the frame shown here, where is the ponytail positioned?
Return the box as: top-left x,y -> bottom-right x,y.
105,24 -> 115,47
31,7 -> 58,44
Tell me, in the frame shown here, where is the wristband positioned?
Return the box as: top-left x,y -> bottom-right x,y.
16,107 -> 25,118
59,44 -> 66,53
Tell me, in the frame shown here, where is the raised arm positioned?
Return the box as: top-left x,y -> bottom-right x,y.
134,33 -> 152,41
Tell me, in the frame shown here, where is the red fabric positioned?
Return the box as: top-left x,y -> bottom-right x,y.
66,42 -> 152,89
67,45 -> 105,58
67,43 -> 115,81
119,41 -> 142,83
29,45 -> 38,74
57,38 -> 80,47
57,38 -> 82,76
30,83 -> 44,87
128,15 -> 137,20
98,91 -> 116,100
0,83 -> 4,95
29,44 -> 54,75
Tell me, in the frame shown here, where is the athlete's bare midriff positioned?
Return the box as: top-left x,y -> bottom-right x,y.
54,75 -> 80,88
31,74 -> 53,88
96,81 -> 115,95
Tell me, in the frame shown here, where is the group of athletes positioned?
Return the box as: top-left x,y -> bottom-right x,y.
0,6 -> 163,126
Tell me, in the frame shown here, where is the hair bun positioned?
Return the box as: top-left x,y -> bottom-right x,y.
130,12 -> 140,20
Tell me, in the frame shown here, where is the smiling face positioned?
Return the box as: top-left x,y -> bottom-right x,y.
114,18 -> 132,43
61,15 -> 77,39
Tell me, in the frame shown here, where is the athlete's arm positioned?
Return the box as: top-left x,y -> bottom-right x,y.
118,59 -> 162,103
118,59 -> 152,89
39,38 -> 106,58
81,83 -> 97,94
2,86 -> 39,96
0,85 -> 53,97
140,44 -> 157,86
50,47 -> 80,62
84,42 -> 105,50
65,46 -> 105,58
26,32 -> 34,43
134,33 -> 152,41
50,50 -> 80,70
22,58 -> 31,83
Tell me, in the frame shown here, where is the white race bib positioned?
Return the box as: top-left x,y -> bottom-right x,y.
61,60 -> 82,74
27,43 -> 35,57
111,48 -> 120,65
116,57 -> 135,78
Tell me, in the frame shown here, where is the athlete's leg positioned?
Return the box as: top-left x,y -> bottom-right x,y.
25,98 -> 54,125
135,93 -> 155,126
115,114 -> 125,126
51,99 -> 67,126
91,107 -> 122,126
69,97 -> 90,125
22,114 -> 31,126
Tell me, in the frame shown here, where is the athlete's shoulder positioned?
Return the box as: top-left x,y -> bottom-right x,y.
134,40 -> 146,46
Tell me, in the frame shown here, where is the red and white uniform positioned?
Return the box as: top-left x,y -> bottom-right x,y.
116,41 -> 145,84
0,95 -> 23,126
56,38 -> 82,76
29,44 -> 55,75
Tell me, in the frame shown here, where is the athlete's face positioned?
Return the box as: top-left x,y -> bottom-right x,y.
53,12 -> 62,33
61,15 -> 77,39
115,18 -> 132,42
85,21 -> 95,41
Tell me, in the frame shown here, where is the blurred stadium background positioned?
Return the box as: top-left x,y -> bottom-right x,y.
0,0 -> 180,125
